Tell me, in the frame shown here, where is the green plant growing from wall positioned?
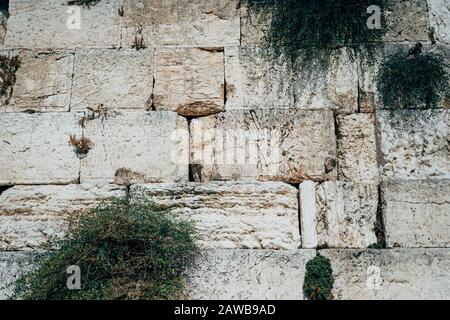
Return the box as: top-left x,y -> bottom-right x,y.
67,0 -> 101,8
246,0 -> 387,65
303,253 -> 334,300
10,194 -> 198,300
376,49 -> 449,109
0,55 -> 20,104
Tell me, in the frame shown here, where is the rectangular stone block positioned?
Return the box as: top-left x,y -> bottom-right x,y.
315,182 -> 378,248
5,0 -> 121,49
80,111 -> 189,184
153,47 -> 224,117
132,182 -> 301,249
188,250 -> 316,299
0,113 -> 81,185
0,252 -> 34,299
293,48 -> 358,114
190,109 -> 337,184
336,114 -> 380,183
5,50 -> 74,112
224,46 -> 294,109
382,180 -> 450,248
428,0 -> 450,45
377,110 -> 450,180
0,184 -> 126,251
321,249 -> 450,300
71,48 -> 153,111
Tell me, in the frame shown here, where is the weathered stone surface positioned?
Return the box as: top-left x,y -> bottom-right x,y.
71,48 -> 153,111
377,110 -> 450,180
337,114 -> 380,183
240,0 -> 271,45
299,181 -> 318,249
132,182 -> 301,249
0,252 -> 33,299
0,113 -> 81,185
188,250 -> 315,299
224,46 -> 294,109
321,249 -> 450,300
382,180 -> 450,248
80,111 -> 189,184
153,47 -> 224,116
190,109 -> 337,183
0,10 -> 7,46
315,182 -> 378,248
0,184 -> 126,251
293,48 -> 358,114
5,0 -> 121,49
428,0 -> 450,45
6,50 -> 74,111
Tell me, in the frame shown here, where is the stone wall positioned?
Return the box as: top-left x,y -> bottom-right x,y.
0,0 -> 449,300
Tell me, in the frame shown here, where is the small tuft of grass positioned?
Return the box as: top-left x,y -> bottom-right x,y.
0,55 -> 21,104
377,49 -> 449,109
10,193 -> 198,300
303,253 -> 334,300
69,135 -> 93,158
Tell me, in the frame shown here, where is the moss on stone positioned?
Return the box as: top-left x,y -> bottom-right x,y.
303,253 -> 334,300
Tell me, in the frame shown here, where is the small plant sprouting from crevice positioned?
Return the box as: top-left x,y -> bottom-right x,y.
67,0 -> 101,8
377,47 -> 449,109
10,194 -> 199,300
69,135 -> 93,158
303,253 -> 334,300
78,104 -> 108,128
0,54 -> 21,105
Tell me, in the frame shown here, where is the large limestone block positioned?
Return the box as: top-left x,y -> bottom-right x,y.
292,48 -> 358,114
188,250 -> 315,299
0,184 -> 126,251
0,113 -> 81,185
321,249 -> 450,300
428,0 -> 450,45
132,182 -> 301,249
190,109 -> 337,183
153,47 -> 224,117
377,110 -> 450,180
0,252 -> 34,300
382,180 -> 450,248
80,111 -> 189,184
5,0 -> 121,49
315,182 -> 378,248
224,46 -> 294,109
5,50 -> 74,112
71,48 -> 153,111
337,114 -> 380,183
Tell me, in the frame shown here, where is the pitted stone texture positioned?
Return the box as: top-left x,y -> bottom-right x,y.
240,0 -> 272,45
358,44 -> 449,112
377,110 -> 450,180
132,182 -> 301,249
224,46 -> 294,109
382,180 -> 450,248
0,113 -> 81,185
188,250 -> 315,299
293,48 -> 358,114
5,50 -> 74,111
321,249 -> 450,300
153,47 -> 224,117
0,184 -> 126,251
5,0 -> 121,49
190,109 -> 337,184
0,252 -> 34,299
71,49 -> 153,111
315,182 -> 378,248
337,114 -> 379,183
428,0 -> 450,45
0,10 -> 7,45
80,111 -> 189,184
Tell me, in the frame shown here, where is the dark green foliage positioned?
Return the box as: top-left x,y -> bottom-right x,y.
377,51 -> 449,109
303,253 -> 334,300
0,55 -> 20,104
10,194 -> 198,300
247,0 -> 386,62
368,243 -> 384,249
67,0 -> 101,8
